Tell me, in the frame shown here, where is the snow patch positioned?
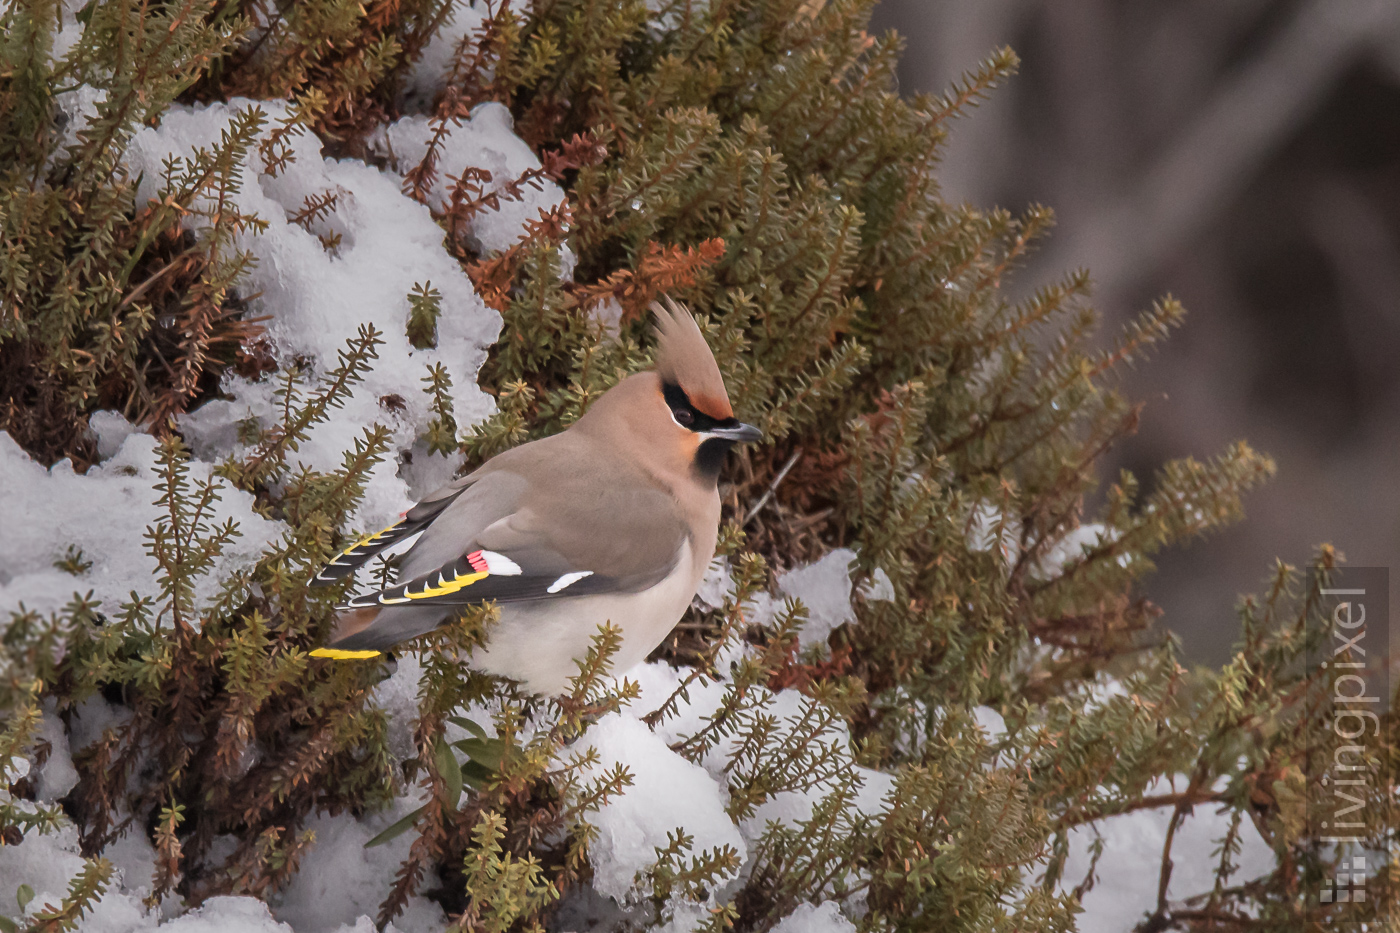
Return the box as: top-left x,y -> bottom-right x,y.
772,900 -> 857,933
0,819 -> 157,932
967,504 -> 1120,580
1032,523 -> 1118,580
1060,776 -> 1275,933
398,443 -> 466,502
651,899 -> 713,933
122,97 -> 499,531
377,103 -> 572,274
88,411 -> 139,461
777,548 -> 857,647
33,708 -> 78,802
0,432 -> 283,621
859,567 -> 896,602
272,791 -> 447,933
693,558 -> 733,611
582,715 -> 745,902
399,2 -> 490,112
160,897 -> 293,933
971,706 -> 1006,743
967,502 -> 1020,566
590,297 -> 626,339
745,764 -> 893,842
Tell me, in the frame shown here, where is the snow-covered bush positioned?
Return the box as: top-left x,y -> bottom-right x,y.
1,1 -> 1392,932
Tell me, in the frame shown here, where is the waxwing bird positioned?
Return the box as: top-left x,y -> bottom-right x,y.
308,298 -> 762,694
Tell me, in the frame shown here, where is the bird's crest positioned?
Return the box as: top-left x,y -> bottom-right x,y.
652,297 -> 733,418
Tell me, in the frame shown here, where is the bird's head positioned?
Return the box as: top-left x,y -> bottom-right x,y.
649,297 -> 762,481
572,298 -> 762,484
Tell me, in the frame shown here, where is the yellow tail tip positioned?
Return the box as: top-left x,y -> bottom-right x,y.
310,647 -> 382,660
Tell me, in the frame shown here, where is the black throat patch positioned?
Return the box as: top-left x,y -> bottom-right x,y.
693,437 -> 732,481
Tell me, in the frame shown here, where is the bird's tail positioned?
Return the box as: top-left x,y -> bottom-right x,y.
309,607 -> 385,659
310,604 -> 447,659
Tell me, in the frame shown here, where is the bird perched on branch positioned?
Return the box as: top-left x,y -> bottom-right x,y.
309,298 -> 762,693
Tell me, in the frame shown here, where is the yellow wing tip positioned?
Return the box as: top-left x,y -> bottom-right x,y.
310,647 -> 382,660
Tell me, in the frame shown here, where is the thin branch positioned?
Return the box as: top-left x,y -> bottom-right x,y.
744,448 -> 802,526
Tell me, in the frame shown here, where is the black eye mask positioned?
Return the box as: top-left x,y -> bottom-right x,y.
662,381 -> 741,434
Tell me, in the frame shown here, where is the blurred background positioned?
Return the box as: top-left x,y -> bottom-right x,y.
870,0 -> 1400,662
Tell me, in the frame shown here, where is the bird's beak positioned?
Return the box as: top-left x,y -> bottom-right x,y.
709,422 -> 764,444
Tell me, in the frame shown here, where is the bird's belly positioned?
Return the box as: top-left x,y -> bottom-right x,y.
470,542 -> 701,695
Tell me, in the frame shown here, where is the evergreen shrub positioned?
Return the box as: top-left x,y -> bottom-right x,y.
0,0 -> 1392,930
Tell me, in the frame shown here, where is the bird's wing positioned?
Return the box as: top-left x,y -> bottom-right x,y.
337,477 -> 690,611
337,545 -> 618,609
308,477 -> 478,586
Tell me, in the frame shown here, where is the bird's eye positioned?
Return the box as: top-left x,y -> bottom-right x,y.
673,408 -> 694,427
